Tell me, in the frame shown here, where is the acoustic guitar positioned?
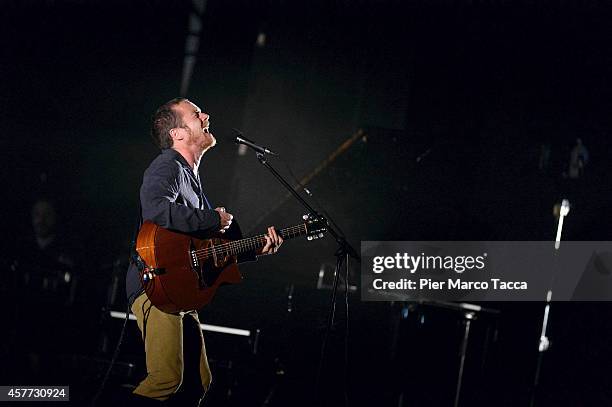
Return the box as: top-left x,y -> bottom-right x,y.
135,215 -> 327,313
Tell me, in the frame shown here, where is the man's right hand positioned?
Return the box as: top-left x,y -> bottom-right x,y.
215,207 -> 233,233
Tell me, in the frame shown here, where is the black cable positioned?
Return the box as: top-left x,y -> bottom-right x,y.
90,293 -> 137,407
141,295 -> 152,343
90,200 -> 146,405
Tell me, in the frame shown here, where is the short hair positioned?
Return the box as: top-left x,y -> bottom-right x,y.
151,97 -> 188,149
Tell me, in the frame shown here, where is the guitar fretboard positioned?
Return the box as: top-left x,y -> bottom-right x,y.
194,223 -> 308,260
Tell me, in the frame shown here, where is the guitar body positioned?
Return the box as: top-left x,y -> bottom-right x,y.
136,221 -> 242,313
135,215 -> 326,314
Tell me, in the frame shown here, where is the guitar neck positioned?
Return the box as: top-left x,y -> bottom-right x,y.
224,224 -> 308,256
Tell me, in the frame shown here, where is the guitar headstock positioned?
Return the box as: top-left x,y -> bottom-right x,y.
302,214 -> 328,241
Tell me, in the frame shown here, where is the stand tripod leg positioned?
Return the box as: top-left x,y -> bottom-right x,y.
315,253 -> 345,404
530,291 -> 552,407
454,312 -> 474,407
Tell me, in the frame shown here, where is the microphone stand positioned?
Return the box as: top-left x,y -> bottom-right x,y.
529,199 -> 570,407
252,151 -> 360,405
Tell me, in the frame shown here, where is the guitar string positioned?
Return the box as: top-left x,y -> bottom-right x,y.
192,225 -> 306,258
192,225 -> 309,260
192,224 -> 305,256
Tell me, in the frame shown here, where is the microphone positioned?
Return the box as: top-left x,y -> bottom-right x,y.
232,129 -> 279,156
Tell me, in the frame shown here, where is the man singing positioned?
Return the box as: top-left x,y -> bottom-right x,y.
125,98 -> 282,406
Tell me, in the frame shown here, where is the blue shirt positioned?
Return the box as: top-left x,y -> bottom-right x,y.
125,149 -> 221,303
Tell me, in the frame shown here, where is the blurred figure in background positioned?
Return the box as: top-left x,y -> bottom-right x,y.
7,197 -> 77,382
567,138 -> 589,179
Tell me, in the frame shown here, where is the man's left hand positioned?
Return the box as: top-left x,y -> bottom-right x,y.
258,226 -> 283,256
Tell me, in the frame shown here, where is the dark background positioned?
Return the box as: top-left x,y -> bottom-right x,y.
1,0 -> 611,406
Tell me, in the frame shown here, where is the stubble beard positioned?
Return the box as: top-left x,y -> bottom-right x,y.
199,132 -> 216,155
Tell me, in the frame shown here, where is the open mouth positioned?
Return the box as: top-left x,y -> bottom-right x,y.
203,126 -> 210,133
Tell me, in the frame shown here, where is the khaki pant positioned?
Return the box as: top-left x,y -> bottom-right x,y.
131,293 -> 212,402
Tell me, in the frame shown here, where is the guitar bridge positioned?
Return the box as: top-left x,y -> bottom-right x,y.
189,243 -> 207,289
190,250 -> 199,268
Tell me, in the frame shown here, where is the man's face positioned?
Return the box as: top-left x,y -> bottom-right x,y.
173,100 -> 216,153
